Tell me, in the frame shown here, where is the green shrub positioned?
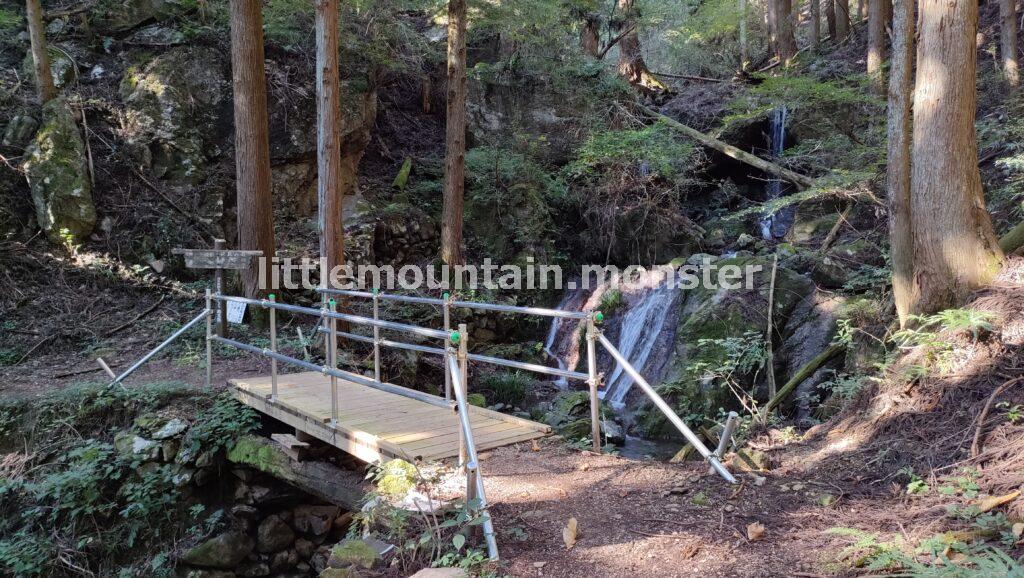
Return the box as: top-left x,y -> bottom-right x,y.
564,123 -> 695,181
478,371 -> 531,407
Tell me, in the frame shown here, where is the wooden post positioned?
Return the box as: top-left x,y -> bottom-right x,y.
458,322 -> 469,467
315,0 -> 344,281
214,239 -> 228,337
586,314 -> 601,453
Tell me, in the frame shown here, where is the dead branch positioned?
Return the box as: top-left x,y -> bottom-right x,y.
971,376 -> 1024,458
103,295 -> 166,337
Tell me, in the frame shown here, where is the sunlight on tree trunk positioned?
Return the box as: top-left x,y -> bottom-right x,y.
739,0 -> 749,67
442,0 -> 467,267
1001,0 -> 1020,86
910,0 -> 1003,314
229,0 -> 276,298
615,0 -> 671,95
26,0 -> 56,104
887,0 -> 915,327
316,0 -> 344,282
867,0 -> 887,94
775,0 -> 796,64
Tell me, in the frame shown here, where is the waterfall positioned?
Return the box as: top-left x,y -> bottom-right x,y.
543,286 -> 592,388
599,281 -> 679,407
759,106 -> 795,239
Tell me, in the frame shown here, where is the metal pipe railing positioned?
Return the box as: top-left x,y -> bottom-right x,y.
317,287 -> 589,319
597,332 -> 737,484
211,335 -> 452,410
446,351 -> 499,560
109,308 -> 211,387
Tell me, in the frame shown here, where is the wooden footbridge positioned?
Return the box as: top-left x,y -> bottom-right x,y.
105,283 -> 738,561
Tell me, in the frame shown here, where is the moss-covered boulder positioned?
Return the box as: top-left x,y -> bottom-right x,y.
22,97 -> 95,243
329,539 -> 380,570
22,47 -> 77,91
180,531 -> 254,569
90,0 -> 193,33
119,46 -> 229,183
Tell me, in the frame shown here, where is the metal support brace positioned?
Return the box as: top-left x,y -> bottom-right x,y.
205,289 -> 213,388
268,293 -> 278,401
327,299 -> 339,426
715,411 -> 740,459
372,288 -> 381,383
443,292 -> 452,401
585,313 -> 601,453
457,322 -> 469,468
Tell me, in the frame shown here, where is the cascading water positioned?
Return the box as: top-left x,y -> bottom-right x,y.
543,286 -> 591,389
759,106 -> 796,239
599,281 -> 679,408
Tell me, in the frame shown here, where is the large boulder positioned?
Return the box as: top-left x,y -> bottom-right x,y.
119,46 -> 230,183
180,531 -> 254,569
90,0 -> 193,33
22,98 -> 96,243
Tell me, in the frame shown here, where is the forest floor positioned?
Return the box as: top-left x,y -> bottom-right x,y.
2,262 -> 1022,578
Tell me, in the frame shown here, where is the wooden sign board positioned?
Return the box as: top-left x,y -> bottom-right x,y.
173,248 -> 262,270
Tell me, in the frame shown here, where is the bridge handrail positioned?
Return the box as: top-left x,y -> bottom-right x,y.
597,332 -> 737,484
445,351 -> 499,560
318,287 -> 590,319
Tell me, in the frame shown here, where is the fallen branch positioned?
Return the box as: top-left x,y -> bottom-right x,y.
44,0 -> 97,20
636,104 -> 816,189
970,376 -> 1024,458
818,202 -> 852,253
763,343 -> 845,415
15,334 -> 56,365
650,71 -> 726,83
103,296 -> 165,337
595,25 -> 636,60
131,167 -> 214,232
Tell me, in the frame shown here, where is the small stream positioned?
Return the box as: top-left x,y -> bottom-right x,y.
759,105 -> 796,239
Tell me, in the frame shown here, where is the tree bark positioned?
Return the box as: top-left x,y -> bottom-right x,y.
825,0 -> 838,39
836,0 -> 850,39
739,0 -> 749,67
637,104 -> 816,188
1001,0 -> 1020,86
867,0 -> 887,94
774,0 -> 797,63
441,0 -> 467,267
810,0 -> 821,51
581,13 -> 600,58
910,0 -> 1003,314
315,0 -> 344,285
887,0 -> 915,327
26,0 -> 56,104
229,0 -> 275,298
615,0 -> 671,94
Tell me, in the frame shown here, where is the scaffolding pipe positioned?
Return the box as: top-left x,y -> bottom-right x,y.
111,308 -> 211,387
316,287 -> 589,319
597,333 -> 737,484
446,353 -> 499,560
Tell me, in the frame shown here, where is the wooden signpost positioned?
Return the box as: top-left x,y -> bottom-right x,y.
173,239 -> 262,336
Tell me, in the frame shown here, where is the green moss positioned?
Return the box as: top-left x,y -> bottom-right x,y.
330,540 -> 379,569
375,459 -> 417,497
225,436 -> 292,480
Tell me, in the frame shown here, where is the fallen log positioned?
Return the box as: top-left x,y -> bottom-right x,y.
763,343 -> 845,415
999,220 -> 1024,255
227,435 -> 367,509
636,104 -> 816,189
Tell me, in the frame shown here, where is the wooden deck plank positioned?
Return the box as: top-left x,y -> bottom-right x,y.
228,372 -> 548,461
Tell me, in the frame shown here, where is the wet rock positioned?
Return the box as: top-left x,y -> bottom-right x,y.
180,531 -> 254,569
779,292 -> 847,422
292,505 -> 340,536
257,514 -> 295,553
21,97 -> 95,243
152,417 -> 188,439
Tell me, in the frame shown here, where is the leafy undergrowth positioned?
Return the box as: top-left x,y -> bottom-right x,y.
0,381 -> 257,576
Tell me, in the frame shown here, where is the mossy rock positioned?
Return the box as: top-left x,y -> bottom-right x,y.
375,459 -> 416,497
90,0 -> 193,33
329,539 -> 380,570
22,97 -> 95,243
22,47 -> 77,90
180,531 -> 254,569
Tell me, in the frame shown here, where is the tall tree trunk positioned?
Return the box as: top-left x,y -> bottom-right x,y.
767,0 -> 778,54
26,0 -> 56,104
229,0 -> 275,298
810,0 -> 821,51
581,13 -> 600,58
739,0 -> 749,67
858,0 -> 867,21
910,0 -> 1003,314
825,0 -> 838,39
315,0 -> 344,284
887,0 -> 915,327
774,0 -> 797,63
615,0 -> 671,94
836,0 -> 850,39
867,0 -> 887,94
1001,0 -> 1020,86
441,0 -> 467,267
